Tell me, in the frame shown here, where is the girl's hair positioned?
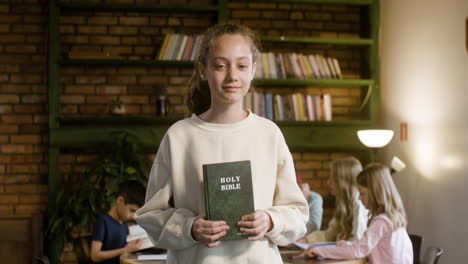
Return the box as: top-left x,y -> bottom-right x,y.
185,23 -> 260,115
357,163 -> 407,230
330,156 -> 363,241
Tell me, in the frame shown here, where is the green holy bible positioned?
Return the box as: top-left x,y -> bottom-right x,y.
203,160 -> 255,241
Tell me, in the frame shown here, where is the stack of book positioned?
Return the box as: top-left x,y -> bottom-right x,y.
244,92 -> 332,122
157,34 -> 203,61
254,52 -> 342,80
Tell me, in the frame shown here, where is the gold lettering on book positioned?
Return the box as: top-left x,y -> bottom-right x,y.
220,176 -> 241,191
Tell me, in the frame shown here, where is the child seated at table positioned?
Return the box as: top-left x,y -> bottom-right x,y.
300,156 -> 368,243
301,163 -> 413,264
90,180 -> 146,264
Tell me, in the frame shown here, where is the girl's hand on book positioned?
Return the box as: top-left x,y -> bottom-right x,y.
301,247 -> 318,258
191,217 -> 229,248
238,209 -> 272,241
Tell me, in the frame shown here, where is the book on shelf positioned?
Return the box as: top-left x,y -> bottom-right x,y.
157,34 -> 203,61
254,52 -> 343,80
203,160 -> 255,241
249,92 -> 332,122
127,224 -> 155,251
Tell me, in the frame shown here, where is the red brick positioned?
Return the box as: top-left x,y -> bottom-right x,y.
15,204 -> 46,215
0,84 -> 33,93
77,25 -> 107,35
79,105 -> 108,114
86,95 -> 112,104
1,34 -> 26,43
62,35 -> 89,44
0,205 -> 13,216
10,154 -> 43,163
4,183 -> 47,194
60,95 -> 85,104
1,144 -> 34,154
64,85 -> 95,94
10,74 -> 42,83
139,76 -> 164,85
96,85 -> 126,95
108,75 -> 137,85
76,75 -> 106,84
6,164 -> 39,174
10,135 -> 41,144
120,95 -> 148,104
0,105 -> 12,114
117,66 -> 147,74
18,194 -> 47,204
61,105 -> 78,114
13,104 -> 45,113
0,64 -> 20,72
89,35 -> 120,45
88,16 -> 118,25
119,16 -> 148,25
102,46 -> 132,55
11,24 -> 42,33
61,16 -> 86,24
21,95 -> 46,104
0,125 -> 18,133
109,26 -> 138,35
2,115 -> 33,124
0,15 -> 21,23
0,4 -> 9,13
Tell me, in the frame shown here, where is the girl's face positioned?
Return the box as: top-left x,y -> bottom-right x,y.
203,34 -> 256,108
358,185 -> 370,208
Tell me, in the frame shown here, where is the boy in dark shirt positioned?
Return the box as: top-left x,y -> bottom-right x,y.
90,181 -> 146,264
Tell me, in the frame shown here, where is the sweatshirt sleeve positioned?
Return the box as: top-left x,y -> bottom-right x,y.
135,136 -> 198,250
313,216 -> 391,260
264,130 -> 309,246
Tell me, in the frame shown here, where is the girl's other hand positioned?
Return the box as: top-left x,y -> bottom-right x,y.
238,209 -> 272,241
191,217 -> 229,248
294,247 -> 318,259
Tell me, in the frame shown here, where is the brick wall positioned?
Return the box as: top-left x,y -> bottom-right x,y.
0,0 -> 368,263
0,0 -> 48,218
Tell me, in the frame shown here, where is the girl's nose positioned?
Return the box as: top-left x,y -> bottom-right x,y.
227,68 -> 239,82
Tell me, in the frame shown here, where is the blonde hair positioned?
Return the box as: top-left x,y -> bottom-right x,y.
185,23 -> 260,115
330,156 -> 363,240
357,163 -> 407,230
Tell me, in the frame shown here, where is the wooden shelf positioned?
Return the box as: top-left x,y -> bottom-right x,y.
50,123 -> 372,151
57,1 -> 219,12
247,0 -> 373,5
60,59 -> 194,67
255,78 -> 374,87
58,115 -> 184,125
260,36 -> 374,46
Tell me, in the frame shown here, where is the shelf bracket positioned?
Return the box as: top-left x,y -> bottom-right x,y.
359,84 -> 373,111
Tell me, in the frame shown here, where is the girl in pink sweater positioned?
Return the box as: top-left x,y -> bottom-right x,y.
301,163 -> 413,264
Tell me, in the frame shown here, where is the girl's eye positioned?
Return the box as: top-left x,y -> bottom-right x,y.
239,64 -> 249,70
215,64 -> 226,70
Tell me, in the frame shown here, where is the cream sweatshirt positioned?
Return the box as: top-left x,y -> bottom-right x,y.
135,112 -> 308,264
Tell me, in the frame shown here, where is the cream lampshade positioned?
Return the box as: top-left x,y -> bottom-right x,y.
357,129 -> 394,148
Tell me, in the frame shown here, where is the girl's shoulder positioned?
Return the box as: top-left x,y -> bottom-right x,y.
371,214 -> 392,226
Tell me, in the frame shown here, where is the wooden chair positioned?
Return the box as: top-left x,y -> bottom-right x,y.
422,247 -> 443,264
409,234 -> 423,264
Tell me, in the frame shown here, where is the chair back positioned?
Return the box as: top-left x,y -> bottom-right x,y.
409,234 -> 423,264
423,247 -> 443,264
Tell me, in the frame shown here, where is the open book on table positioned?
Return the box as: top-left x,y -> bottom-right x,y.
127,224 -> 155,251
293,241 -> 337,250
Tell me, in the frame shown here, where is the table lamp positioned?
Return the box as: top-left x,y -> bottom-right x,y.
357,129 -> 394,162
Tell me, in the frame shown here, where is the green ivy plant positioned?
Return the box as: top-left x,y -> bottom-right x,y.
47,132 -> 151,263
